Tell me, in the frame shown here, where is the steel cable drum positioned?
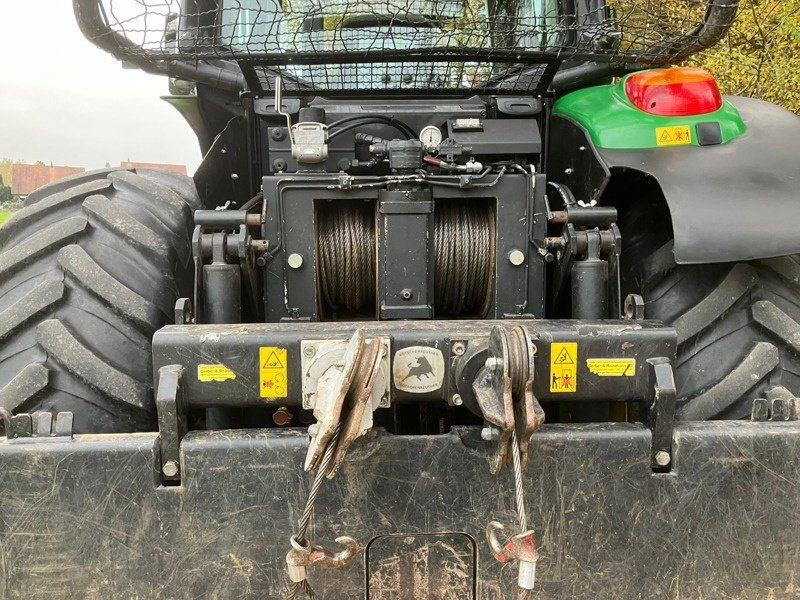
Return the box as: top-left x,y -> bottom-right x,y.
317,200 -> 376,315
317,198 -> 494,318
434,200 -> 495,317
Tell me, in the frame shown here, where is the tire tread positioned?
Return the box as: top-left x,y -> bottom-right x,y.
0,168 -> 196,432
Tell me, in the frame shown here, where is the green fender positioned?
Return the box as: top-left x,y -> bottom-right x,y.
550,84 -> 800,264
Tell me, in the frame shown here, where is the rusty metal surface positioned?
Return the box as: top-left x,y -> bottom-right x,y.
331,337 -> 384,474
2,422 -> 800,598
367,533 -> 475,599
473,326 -> 545,474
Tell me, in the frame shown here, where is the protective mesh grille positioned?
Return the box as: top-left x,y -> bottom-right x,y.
81,0 -> 735,93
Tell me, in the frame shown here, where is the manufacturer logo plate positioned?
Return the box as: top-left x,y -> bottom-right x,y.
393,346 -> 445,394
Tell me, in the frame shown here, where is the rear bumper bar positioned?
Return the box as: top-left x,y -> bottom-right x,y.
152,320 -> 676,407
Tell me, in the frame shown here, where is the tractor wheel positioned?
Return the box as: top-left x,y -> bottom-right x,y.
0,168 -> 198,433
621,195 -> 800,420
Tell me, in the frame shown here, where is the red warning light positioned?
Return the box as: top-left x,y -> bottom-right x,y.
625,67 -> 723,117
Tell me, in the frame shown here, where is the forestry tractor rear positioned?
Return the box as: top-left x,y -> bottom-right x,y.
2,0 -> 800,597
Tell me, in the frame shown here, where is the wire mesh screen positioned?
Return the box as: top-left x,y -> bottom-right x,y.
80,0 -> 736,94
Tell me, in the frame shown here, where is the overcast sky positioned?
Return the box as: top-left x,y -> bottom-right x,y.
0,2 -> 202,173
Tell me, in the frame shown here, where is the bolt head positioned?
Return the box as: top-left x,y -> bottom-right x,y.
452,341 -> 466,356
485,356 -> 503,370
400,288 -> 413,301
654,451 -> 671,467
508,249 -> 525,266
162,460 -> 179,477
272,407 -> 293,426
287,253 -> 304,269
308,424 -> 319,437
481,426 -> 500,441
451,394 -> 463,406
303,345 -> 315,358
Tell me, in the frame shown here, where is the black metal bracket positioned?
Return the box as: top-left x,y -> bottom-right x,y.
751,392 -> 799,422
547,221 -> 623,318
624,294 -> 645,320
155,365 -> 187,485
191,214 -> 267,324
174,298 -> 194,325
646,357 -> 677,472
0,410 -> 74,442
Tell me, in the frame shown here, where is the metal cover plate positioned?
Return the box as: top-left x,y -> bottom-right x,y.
2,422 -> 800,598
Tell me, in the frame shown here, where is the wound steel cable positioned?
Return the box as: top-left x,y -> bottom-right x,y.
434,200 -> 495,317
317,198 -> 495,318
317,202 -> 376,315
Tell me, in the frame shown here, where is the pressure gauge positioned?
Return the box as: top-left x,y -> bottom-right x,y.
419,125 -> 443,149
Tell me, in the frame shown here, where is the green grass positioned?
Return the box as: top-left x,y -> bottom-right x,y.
0,210 -> 14,226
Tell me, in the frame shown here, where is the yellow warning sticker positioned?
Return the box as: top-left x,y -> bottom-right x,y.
260,347 -> 288,398
587,358 -> 636,377
198,364 -> 236,382
550,342 -> 577,393
655,125 -> 692,147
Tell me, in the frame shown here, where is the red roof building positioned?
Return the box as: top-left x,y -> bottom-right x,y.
120,162 -> 188,176
11,164 -> 85,197
9,162 -> 188,197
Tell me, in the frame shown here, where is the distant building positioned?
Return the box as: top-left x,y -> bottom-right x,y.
120,162 -> 187,176
11,164 -> 85,198
9,162 -> 188,198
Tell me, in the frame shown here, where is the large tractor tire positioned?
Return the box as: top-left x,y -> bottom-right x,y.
0,168 -> 198,433
621,194 -> 800,420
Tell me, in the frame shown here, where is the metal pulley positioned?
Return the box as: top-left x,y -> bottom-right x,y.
286,328 -> 391,598
301,330 -> 390,475
473,325 -> 545,596
472,326 -> 545,473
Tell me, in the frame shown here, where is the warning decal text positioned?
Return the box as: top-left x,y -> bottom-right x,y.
587,358 -> 636,377
198,364 -> 236,382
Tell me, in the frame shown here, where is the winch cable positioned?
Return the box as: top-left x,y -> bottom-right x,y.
434,201 -> 495,317
317,202 -> 376,314
510,330 -> 534,600
481,326 -> 542,598
511,428 -> 532,600
286,426 -> 342,600
317,198 -> 495,318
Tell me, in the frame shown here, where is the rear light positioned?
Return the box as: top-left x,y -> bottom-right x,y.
624,67 -> 723,116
